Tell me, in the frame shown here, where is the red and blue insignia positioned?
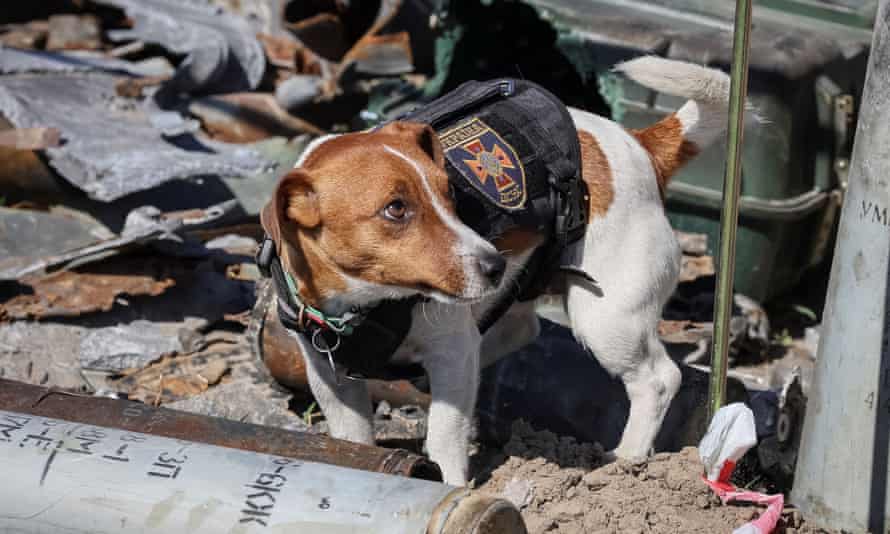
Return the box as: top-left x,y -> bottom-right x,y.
439,118 -> 527,210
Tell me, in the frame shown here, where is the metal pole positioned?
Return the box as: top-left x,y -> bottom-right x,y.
791,2 -> 890,530
708,0 -> 753,419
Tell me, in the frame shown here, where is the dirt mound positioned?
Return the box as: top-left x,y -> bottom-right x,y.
472,421 -> 833,534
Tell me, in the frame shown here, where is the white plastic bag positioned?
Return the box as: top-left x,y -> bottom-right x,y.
699,402 -> 758,482
698,403 -> 784,534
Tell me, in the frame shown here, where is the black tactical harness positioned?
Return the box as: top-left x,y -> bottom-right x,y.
257,78 -> 588,381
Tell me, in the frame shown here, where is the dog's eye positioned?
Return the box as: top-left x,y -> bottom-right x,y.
383,199 -> 408,221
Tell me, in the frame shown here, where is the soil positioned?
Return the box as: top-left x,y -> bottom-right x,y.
471,421 -> 836,534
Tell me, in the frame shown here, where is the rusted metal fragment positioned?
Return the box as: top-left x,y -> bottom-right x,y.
97,0 -> 265,94
46,14 -> 102,51
110,341 -> 238,404
0,378 -> 442,480
0,127 -> 61,150
1,269 -> 173,320
189,92 -> 324,143
0,72 -> 270,201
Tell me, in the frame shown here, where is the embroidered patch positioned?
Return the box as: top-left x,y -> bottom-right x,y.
440,118 -> 527,210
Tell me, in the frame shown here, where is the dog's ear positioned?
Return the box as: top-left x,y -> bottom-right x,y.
379,121 -> 444,167
262,170 -> 320,244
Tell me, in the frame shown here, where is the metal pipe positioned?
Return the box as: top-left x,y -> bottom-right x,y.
0,378 -> 441,481
708,0 -> 753,419
0,409 -> 526,533
791,2 -> 890,530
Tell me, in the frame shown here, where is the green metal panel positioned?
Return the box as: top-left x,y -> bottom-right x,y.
374,0 -> 869,301
532,0 -> 867,302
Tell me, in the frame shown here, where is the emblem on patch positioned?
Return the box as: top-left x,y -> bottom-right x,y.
440,118 -> 527,210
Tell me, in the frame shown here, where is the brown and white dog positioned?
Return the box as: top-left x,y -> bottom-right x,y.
261,57 -> 741,485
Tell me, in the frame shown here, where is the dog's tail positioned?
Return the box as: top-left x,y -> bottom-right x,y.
614,56 -> 757,191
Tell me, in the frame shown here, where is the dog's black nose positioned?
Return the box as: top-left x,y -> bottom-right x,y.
478,252 -> 507,286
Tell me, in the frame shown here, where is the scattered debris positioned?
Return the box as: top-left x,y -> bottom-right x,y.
0,201 -> 237,280
109,341 -> 238,404
0,322 -> 90,390
0,72 -> 270,201
96,0 -> 266,95
167,378 -> 310,431
0,206 -> 111,280
78,320 -> 200,372
1,267 -> 174,320
0,43 -> 174,78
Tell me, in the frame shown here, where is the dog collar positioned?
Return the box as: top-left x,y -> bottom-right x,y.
256,236 -> 425,383
256,237 -> 365,336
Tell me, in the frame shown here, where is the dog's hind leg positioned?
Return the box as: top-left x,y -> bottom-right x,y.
563,197 -> 683,460
566,283 -> 682,460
